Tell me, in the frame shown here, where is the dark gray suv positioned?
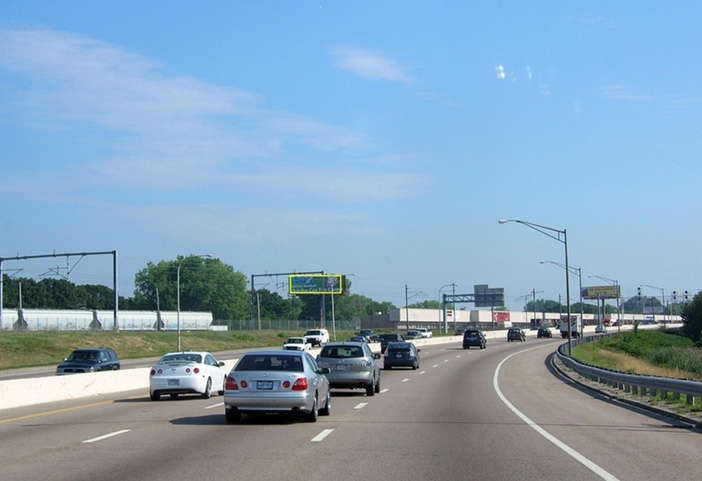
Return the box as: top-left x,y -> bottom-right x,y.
56,348 -> 121,375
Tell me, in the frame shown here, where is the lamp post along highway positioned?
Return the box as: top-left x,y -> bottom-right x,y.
500,219 -> 572,355
541,260 -> 584,337
177,254 -> 212,351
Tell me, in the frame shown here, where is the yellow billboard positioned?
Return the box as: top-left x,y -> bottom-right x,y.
581,285 -> 620,299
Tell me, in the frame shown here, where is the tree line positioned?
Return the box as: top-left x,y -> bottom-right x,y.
2,255 -> 699,332
1,256 -> 394,323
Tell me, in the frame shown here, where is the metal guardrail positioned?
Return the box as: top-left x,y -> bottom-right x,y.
556,335 -> 702,406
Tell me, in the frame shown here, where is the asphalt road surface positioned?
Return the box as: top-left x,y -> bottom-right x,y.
2,338 -> 701,481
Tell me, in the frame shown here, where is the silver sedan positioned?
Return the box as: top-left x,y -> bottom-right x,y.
223,350 -> 331,423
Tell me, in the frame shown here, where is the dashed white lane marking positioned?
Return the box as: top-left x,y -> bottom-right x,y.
83,429 -> 131,444
380,388 -> 390,393
419,370 -> 426,375
401,378 -> 410,383
205,402 -> 223,410
493,347 -> 620,481
354,402 -> 368,410
443,359 -> 449,363
311,429 -> 334,442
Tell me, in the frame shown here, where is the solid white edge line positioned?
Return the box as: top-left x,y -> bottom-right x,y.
83,429 -> 131,444
311,429 -> 334,442
205,402 -> 224,410
493,346 -> 620,481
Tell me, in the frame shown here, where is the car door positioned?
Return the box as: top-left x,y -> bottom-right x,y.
205,353 -> 225,391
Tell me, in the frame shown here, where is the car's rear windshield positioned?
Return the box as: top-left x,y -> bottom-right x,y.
320,346 -> 364,358
160,354 -> 202,363
235,354 -> 304,372
387,347 -> 410,353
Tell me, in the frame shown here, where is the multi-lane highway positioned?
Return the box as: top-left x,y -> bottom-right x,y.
2,337 -> 701,481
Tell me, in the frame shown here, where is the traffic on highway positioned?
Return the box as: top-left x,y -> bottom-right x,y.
2,330 -> 702,481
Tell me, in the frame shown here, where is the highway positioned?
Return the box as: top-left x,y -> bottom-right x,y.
1,336 -> 701,481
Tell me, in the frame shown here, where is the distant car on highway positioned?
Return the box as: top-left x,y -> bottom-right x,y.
223,350 -> 331,423
507,328 -> 526,342
149,351 -> 226,401
316,342 -> 381,396
358,329 -> 379,342
595,325 -> 608,334
537,327 -> 553,338
384,341 -> 420,370
405,330 -> 422,340
283,336 -> 312,351
379,333 -> 404,353
56,348 -> 120,375
416,328 -> 432,338
347,335 -> 370,343
462,329 -> 486,349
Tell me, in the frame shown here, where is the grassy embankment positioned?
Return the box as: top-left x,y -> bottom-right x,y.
572,327 -> 702,381
0,329 -> 363,370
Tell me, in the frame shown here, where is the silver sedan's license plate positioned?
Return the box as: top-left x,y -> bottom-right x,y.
256,381 -> 273,390
335,364 -> 347,371
167,379 -> 180,386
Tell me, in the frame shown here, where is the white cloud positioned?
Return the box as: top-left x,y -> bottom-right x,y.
329,45 -> 414,84
0,28 -> 426,203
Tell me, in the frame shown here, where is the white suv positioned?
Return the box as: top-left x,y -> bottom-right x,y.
304,328 -> 330,347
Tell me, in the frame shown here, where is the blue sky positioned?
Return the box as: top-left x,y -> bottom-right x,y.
1,2 -> 700,312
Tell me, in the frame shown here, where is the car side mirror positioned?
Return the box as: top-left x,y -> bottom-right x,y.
321,367 -> 331,374
219,361 -> 225,367
373,353 -> 381,360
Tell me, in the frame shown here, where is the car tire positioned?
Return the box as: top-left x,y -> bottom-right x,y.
218,375 -> 226,396
170,393 -> 179,399
481,344 -> 486,350
150,392 -> 160,401
375,376 -> 381,393
366,382 -> 375,397
303,398 -> 318,422
201,378 -> 212,399
385,365 -> 392,370
319,392 -> 331,416
464,345 -> 470,350
225,408 -> 241,424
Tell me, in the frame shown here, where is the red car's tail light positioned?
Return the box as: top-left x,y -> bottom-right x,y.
150,369 -> 156,376
225,377 -> 239,390
193,367 -> 200,374
292,378 -> 308,391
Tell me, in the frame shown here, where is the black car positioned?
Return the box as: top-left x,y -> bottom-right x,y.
383,341 -> 420,370
379,333 -> 404,353
358,329 -> 379,342
56,348 -> 121,375
507,328 -> 526,342
462,329 -> 486,349
537,327 -> 553,338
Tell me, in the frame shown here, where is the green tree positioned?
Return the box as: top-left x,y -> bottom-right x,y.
681,291 -> 702,342
133,256 -> 248,321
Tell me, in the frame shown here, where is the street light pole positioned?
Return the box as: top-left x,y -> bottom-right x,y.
177,254 -> 212,351
641,284 -> 666,324
405,284 -> 425,331
540,261 -> 583,337
500,219 -> 572,355
439,283 -> 457,334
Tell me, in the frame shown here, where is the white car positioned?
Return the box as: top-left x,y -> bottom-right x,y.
149,351 -> 226,401
416,328 -> 432,338
283,336 -> 312,351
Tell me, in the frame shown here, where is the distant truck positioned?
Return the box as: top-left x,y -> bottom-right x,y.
558,315 -> 581,339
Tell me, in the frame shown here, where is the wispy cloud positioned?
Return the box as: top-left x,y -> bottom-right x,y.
603,84 -> 654,101
0,28 -> 426,203
328,45 -> 414,84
